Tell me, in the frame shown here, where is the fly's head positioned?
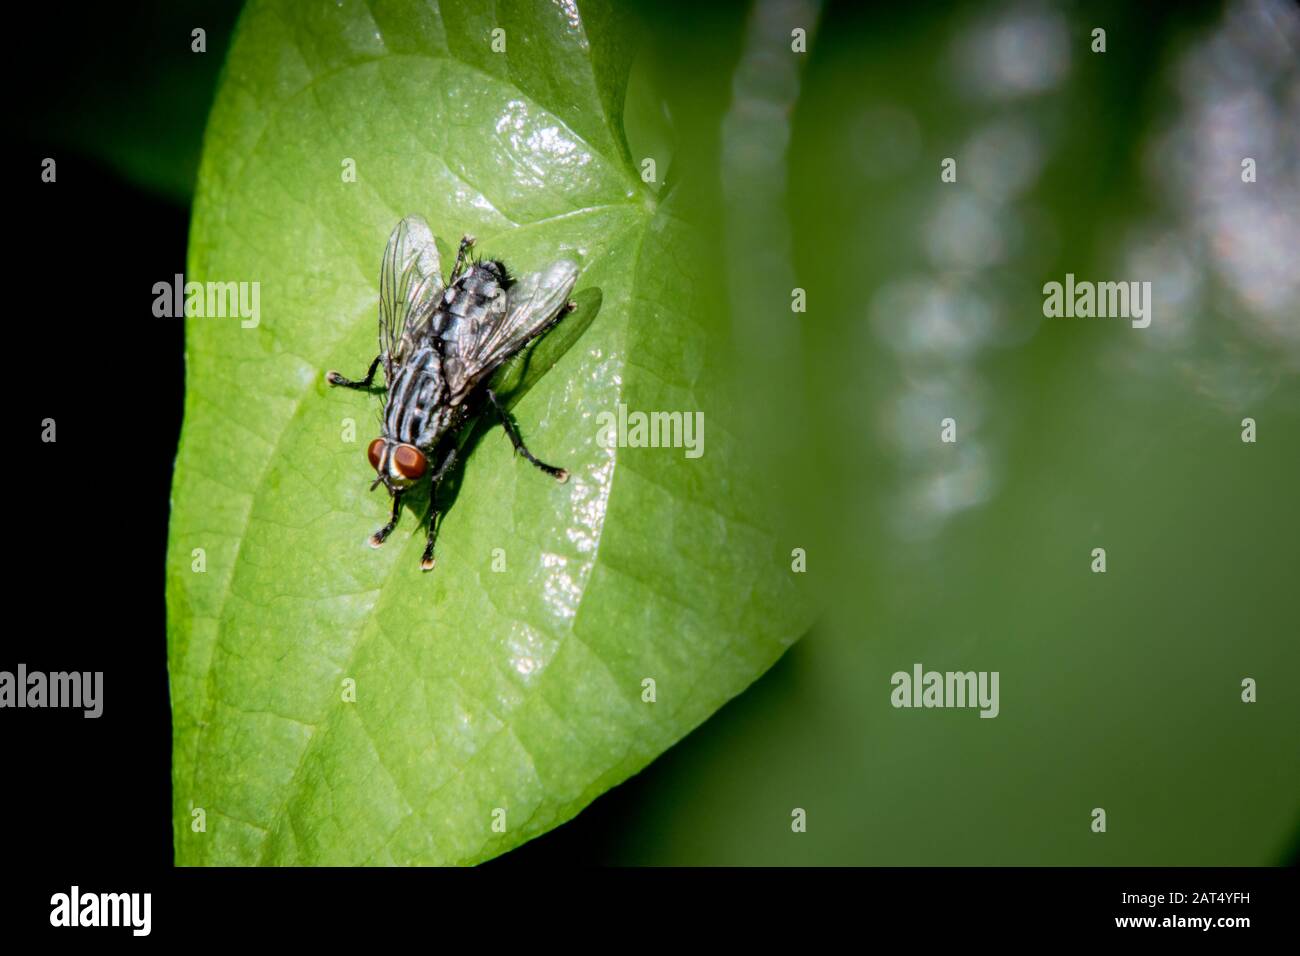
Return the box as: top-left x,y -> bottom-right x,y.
367,438 -> 428,494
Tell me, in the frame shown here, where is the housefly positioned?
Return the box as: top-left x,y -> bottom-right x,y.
327,215 -> 578,571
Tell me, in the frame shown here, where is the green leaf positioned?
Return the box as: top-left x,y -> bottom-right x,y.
168,0 -> 807,865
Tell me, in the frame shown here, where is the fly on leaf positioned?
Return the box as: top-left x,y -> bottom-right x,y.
327,215 -> 579,571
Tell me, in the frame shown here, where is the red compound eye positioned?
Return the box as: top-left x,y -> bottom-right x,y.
392,444 -> 428,480
367,439 -> 385,472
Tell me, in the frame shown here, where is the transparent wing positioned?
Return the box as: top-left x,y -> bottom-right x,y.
448,259 -> 579,401
378,215 -> 443,379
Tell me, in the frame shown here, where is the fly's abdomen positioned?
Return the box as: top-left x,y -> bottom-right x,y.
435,267 -> 509,399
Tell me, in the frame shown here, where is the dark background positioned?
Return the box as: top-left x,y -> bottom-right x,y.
10,5 -> 201,869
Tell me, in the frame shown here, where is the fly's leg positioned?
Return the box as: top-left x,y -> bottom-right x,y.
421,447 -> 459,571
368,492 -> 403,548
486,388 -> 569,483
327,355 -> 383,390
449,235 -> 476,282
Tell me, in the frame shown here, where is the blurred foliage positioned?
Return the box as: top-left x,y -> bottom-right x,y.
599,0 -> 1298,864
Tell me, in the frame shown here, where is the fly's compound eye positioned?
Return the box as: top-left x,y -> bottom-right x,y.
391,444 -> 428,480
367,438 -> 385,472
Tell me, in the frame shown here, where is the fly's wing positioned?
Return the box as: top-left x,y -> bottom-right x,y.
447,259 -> 579,402
378,215 -> 443,380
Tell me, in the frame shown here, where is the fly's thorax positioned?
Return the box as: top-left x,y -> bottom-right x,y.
413,403 -> 456,449
373,339 -> 454,485
384,344 -> 449,445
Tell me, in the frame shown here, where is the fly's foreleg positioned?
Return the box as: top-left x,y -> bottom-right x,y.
449,235 -> 476,282
486,388 -> 569,483
421,447 -> 459,571
369,491 -> 403,548
327,355 -> 383,390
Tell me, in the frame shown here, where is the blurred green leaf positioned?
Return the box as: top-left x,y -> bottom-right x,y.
167,0 -> 805,865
